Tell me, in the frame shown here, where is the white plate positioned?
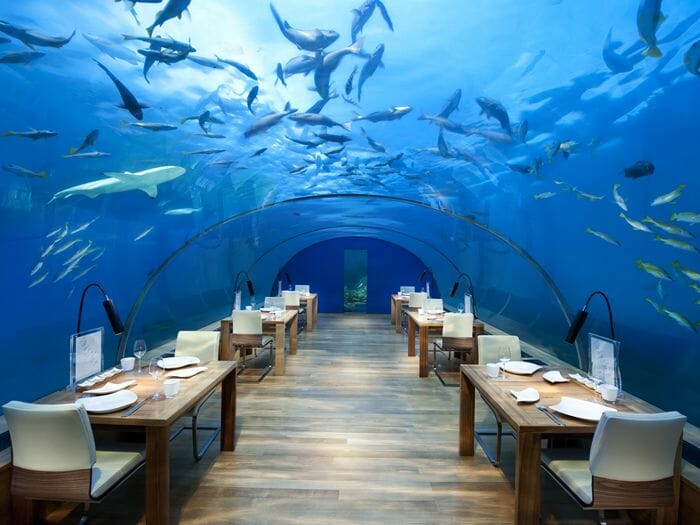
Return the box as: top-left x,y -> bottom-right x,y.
502,361 -> 542,375
157,356 -> 201,369
425,309 -> 444,314
167,366 -> 208,379
549,396 -> 617,422
511,387 -> 540,403
83,380 -> 136,395
260,307 -> 273,312
543,370 -> 569,384
77,390 -> 138,414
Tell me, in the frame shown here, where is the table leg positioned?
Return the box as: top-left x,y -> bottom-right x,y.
407,316 -> 416,357
146,426 -> 169,525
459,369 -> 475,456
515,432 -> 541,525
395,304 -> 403,333
289,313 -> 298,355
390,297 -> 396,325
313,296 -> 318,326
221,366 -> 237,451
274,323 -> 285,376
306,298 -> 314,332
419,326 -> 429,378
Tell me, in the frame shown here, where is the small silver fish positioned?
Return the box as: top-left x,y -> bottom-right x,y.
585,228 -> 620,246
642,217 -> 694,238
28,271 -> 49,288
636,259 -> 672,281
533,191 -> 556,200
71,264 -> 97,282
651,184 -> 685,206
620,212 -> 652,233
53,238 -> 81,255
71,218 -> 98,234
612,184 -> 627,212
670,211 -> 700,224
30,260 -> 44,276
134,226 -> 155,241
653,236 -> 699,253
672,261 -> 700,282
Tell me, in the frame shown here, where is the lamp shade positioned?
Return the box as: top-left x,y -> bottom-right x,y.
284,272 -> 291,283
449,281 -> 459,297
246,278 -> 255,296
564,309 -> 588,344
101,298 -> 124,335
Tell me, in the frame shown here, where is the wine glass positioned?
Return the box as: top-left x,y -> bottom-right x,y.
149,358 -> 164,399
250,297 -> 257,310
133,339 -> 147,375
498,346 -> 512,379
458,305 -> 464,314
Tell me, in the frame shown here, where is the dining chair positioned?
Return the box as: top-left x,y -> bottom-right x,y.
282,290 -> 306,332
402,292 -> 428,331
3,401 -> 145,523
424,298 -> 444,312
231,310 -> 274,382
171,330 -> 221,461
541,411 -> 686,524
399,286 -> 415,294
264,296 -> 286,311
432,313 -> 474,386
294,284 -> 310,294
475,335 -> 522,467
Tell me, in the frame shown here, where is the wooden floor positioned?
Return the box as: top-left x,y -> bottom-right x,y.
46,314 -> 634,524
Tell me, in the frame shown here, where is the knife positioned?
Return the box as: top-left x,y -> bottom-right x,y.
122,394 -> 155,417
536,404 -> 564,426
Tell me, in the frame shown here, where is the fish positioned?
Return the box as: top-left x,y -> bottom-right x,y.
314,132 -> 352,144
30,260 -> 43,276
3,164 -> 47,178
620,212 -> 652,232
274,62 -> 287,87
353,105 -> 412,122
533,192 -> 556,200
670,212 -> 700,224
49,165 -> 186,201
351,0 -> 393,43
691,283 -> 700,294
137,48 -> 189,83
475,97 -> 511,134
642,217 -> 694,238
289,112 -> 351,131
285,135 -> 321,148
269,3 -> 339,52
134,226 -> 155,241
63,241 -> 94,266
437,131 -> 450,157
3,129 -> 57,140
624,160 -> 654,178
164,207 -> 202,215
68,129 -> 99,155
54,239 -> 81,255
314,38 -> 364,99
53,260 -> 81,282
94,59 -> 148,120
507,163 -> 534,175
637,0 -> 665,58
518,120 -> 528,144
603,28 -> 634,73
468,129 -> 516,144
419,114 -> 470,134
0,51 -> 45,64
306,92 -> 338,114
71,264 -> 97,282
546,140 -> 579,161
672,261 -> 700,282
182,149 -> 226,156
585,228 -> 620,246
657,279 -> 666,302
121,34 -> 196,54
62,151 -> 112,159
250,148 -> 267,157
187,55 -> 225,70
342,94 -> 361,108
289,165 -> 307,174
180,110 -> 223,132
246,86 -> 259,114
121,121 -> 177,132
71,218 -> 98,234
325,146 -> 345,156
0,21 -> 75,49
574,189 -> 605,202
345,65 -> 358,95
357,43 -> 384,101
651,184 -> 685,206
46,224 -> 66,238
635,259 -> 672,281
437,89 -> 461,119
215,55 -> 257,80
658,305 -> 696,332
684,41 -> 700,75
283,53 -> 321,77
90,248 -> 105,263
193,132 -> 225,139
244,102 -> 297,138
146,0 -> 192,37
653,236 -> 699,253
612,184 -> 627,211
28,271 -> 48,288
531,157 -> 543,178
360,127 -> 386,152
645,297 -> 663,313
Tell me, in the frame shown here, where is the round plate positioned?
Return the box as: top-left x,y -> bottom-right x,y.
502,361 -> 542,375
77,390 -> 138,414
157,356 -> 201,369
549,396 -> 617,422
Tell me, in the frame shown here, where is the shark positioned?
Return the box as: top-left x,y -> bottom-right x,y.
48,166 -> 185,202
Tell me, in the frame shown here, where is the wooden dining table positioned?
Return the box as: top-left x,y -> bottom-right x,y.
36,361 -> 237,525
390,293 -> 410,333
459,364 -> 662,525
406,310 -> 485,377
299,293 -> 318,331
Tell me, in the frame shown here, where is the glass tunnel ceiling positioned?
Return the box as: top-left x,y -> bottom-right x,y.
0,0 -> 699,427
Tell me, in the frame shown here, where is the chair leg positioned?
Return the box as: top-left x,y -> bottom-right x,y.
597,510 -> 608,525
190,413 -> 220,462
495,421 -> 502,466
78,503 -> 90,524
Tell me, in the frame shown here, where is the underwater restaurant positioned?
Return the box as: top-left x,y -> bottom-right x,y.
1,0 -> 700,523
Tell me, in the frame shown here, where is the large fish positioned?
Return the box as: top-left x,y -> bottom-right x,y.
122,34 -> 195,53
360,127 -> 385,152
283,53 -> 321,77
345,65 -> 358,95
244,102 -> 297,138
4,129 -> 57,140
246,86 -> 259,114
68,129 -> 99,155
269,3 -> 338,52
418,114 -> 468,134
437,89 -> 461,119
624,160 -> 654,178
637,0 -> 665,58
351,0 -> 393,43
122,121 -> 177,131
602,29 -> 634,73
651,184 -> 685,206
357,43 -> 384,101
3,164 -> 48,178
289,112 -> 351,131
83,33 -> 140,65
94,59 -> 148,120
188,55 -> 224,70
138,48 -> 189,83
0,21 -> 75,49
683,40 -> 700,76
0,51 -> 45,64
353,105 -> 412,122
314,39 -> 364,99
48,166 -> 186,202
147,0 -> 192,37
475,97 -> 511,134
216,56 -> 257,80
306,93 -> 338,114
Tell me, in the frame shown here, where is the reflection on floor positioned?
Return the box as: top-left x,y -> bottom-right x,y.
46,314 -> 639,524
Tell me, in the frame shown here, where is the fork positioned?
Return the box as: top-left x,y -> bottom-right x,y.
536,404 -> 564,426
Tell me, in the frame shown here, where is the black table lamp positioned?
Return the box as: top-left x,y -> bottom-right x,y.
564,290 -> 615,344
76,283 -> 124,335
284,272 -> 292,284
233,271 -> 256,297
449,272 -> 478,318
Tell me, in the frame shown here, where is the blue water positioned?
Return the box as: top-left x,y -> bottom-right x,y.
0,0 -> 699,424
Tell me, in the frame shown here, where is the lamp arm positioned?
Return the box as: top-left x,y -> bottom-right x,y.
457,272 -> 478,319
76,283 -> 108,334
584,290 -> 616,341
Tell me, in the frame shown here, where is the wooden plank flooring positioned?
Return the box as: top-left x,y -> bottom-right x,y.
45,314 -> 636,524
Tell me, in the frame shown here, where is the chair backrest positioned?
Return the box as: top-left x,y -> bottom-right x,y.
294,284 -> 310,294
424,298 -> 443,312
282,290 -> 301,307
477,335 -> 521,364
232,310 -> 263,335
443,313 -> 474,338
264,296 -> 286,310
399,286 -> 415,294
408,292 -> 427,308
175,331 -> 220,362
589,411 -> 686,482
3,401 -> 96,472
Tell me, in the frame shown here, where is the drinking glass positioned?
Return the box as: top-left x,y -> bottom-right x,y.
458,306 -> 464,314
250,297 -> 257,310
498,347 -> 512,378
149,358 -> 164,399
133,339 -> 147,375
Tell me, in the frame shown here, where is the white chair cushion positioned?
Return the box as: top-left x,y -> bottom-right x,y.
91,450 -> 145,499
408,292 -> 427,308
294,284 -> 310,294
232,310 -> 263,335
281,290 -> 301,306
443,313 -> 474,338
541,448 -> 592,505
477,335 -> 521,364
175,331 -> 220,362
